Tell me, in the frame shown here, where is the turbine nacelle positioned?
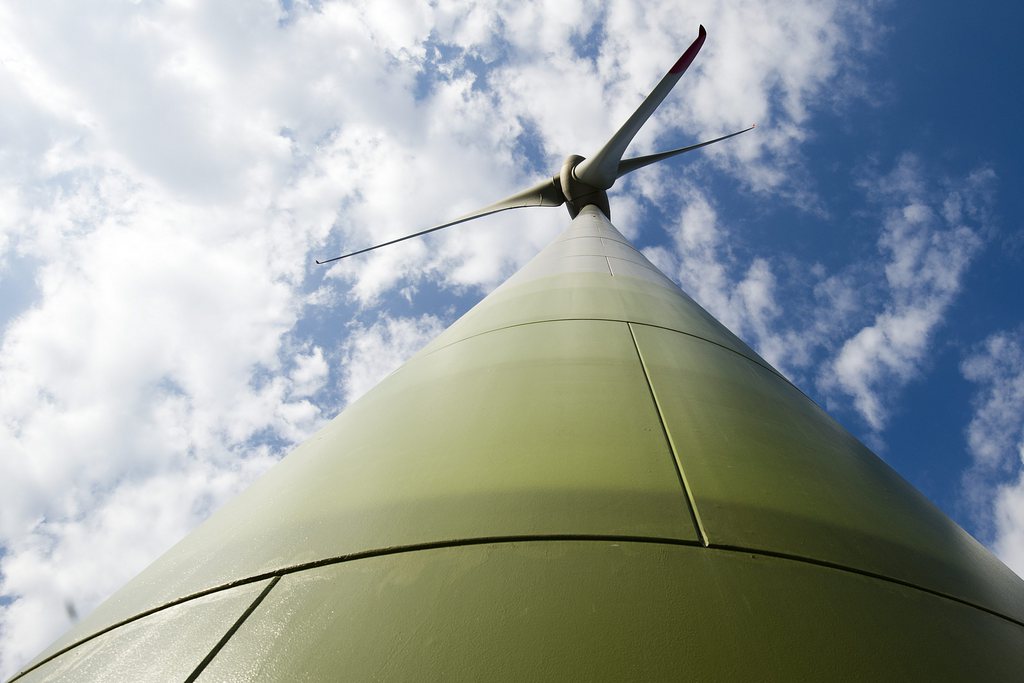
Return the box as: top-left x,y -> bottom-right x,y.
317,25 -> 753,265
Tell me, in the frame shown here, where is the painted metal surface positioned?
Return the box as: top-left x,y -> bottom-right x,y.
193,542 -> 1024,682
632,322 -> 1024,623
423,213 -> 764,370
14,580 -> 272,682
14,206 -> 1024,681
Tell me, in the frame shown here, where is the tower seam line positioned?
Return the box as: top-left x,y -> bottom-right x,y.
183,575 -> 281,683
423,316 -> 786,385
15,534 -> 1024,681
627,321 -> 709,546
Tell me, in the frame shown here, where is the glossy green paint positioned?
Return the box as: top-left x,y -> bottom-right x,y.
14,206 -> 1024,681
196,542 -> 1024,681
423,217 -> 764,370
14,580 -> 271,683
632,323 -> 1024,623
22,320 -> 697,671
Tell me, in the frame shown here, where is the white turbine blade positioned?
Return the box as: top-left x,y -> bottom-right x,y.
574,25 -> 707,190
316,178 -> 564,264
616,124 -> 756,178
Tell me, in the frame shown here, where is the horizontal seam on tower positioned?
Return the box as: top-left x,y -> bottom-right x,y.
183,575 -> 281,683
535,253 -> 667,274
556,235 -> 633,247
705,542 -> 1024,630
10,534 -> 703,678
17,533 -> 1023,680
421,316 -> 789,385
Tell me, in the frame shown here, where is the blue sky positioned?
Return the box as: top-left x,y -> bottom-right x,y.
1,0 -> 1023,676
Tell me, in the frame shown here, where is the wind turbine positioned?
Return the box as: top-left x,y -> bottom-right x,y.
11,26 -> 1024,682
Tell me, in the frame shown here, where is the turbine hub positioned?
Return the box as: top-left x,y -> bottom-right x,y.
559,154 -> 610,219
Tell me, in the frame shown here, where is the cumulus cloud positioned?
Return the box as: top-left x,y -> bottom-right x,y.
644,182 -> 861,379
0,0 -> 885,677
648,156 -> 994,439
821,156 -> 989,432
0,453 -> 278,671
960,330 -> 1024,577
0,181 -> 329,664
493,0 -> 875,202
339,314 -> 446,404
644,188 -> 795,371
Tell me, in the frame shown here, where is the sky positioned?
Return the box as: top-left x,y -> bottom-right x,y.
1,0 -> 1023,676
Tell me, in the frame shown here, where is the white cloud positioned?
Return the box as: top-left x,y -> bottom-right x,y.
289,346 -> 330,398
0,452 -> 278,674
644,185 -> 850,377
993,478 -> 1024,578
960,329 -> 1024,577
339,314 -> 446,405
389,0 -> 882,220
821,156 -> 988,431
648,156 -> 993,440
0,166 -> 330,669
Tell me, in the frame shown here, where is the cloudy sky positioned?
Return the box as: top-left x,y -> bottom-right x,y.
2,0 -> 1023,676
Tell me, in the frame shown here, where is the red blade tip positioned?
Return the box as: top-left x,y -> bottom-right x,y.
669,25 -> 708,74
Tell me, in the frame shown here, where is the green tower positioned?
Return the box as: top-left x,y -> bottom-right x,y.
11,206 -> 1024,681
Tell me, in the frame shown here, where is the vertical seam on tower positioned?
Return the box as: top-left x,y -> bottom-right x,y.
627,322 -> 709,547
184,575 -> 281,682
600,238 -> 616,276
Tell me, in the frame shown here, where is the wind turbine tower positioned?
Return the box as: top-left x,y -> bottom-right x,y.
11,26 -> 1024,682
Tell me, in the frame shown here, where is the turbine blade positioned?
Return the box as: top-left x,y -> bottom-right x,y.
574,25 -> 707,190
315,178 -> 564,264
616,124 -> 756,178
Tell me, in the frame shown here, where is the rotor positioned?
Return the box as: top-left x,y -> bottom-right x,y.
317,25 -> 754,265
